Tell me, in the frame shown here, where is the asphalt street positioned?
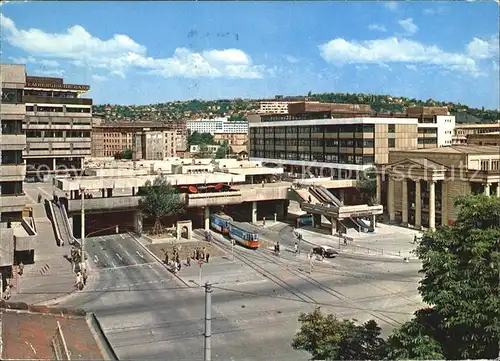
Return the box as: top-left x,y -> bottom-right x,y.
59,232 -> 424,361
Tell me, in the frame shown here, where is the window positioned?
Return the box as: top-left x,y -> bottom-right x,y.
0,181 -> 23,196
388,124 -> 395,133
1,88 -> 22,104
1,119 -> 23,134
0,150 -> 23,165
388,139 -> 396,148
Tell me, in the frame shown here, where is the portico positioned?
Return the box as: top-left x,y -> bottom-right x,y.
377,147 -> 500,230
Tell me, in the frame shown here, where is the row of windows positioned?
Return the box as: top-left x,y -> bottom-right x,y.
1,119 -> 23,134
253,139 -> 376,148
0,150 -> 23,164
251,150 -> 375,164
27,131 -> 90,138
252,124 -> 376,135
26,106 -> 91,113
0,181 -> 23,196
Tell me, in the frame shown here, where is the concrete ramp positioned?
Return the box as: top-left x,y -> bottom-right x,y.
289,187 -> 321,205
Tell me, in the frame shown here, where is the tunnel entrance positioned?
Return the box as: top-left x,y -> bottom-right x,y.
72,210 -> 135,238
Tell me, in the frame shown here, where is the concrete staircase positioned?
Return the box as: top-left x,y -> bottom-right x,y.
289,187 -> 321,205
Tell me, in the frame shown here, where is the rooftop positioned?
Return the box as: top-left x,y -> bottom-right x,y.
402,145 -> 500,155
1,302 -> 116,360
455,123 -> 500,129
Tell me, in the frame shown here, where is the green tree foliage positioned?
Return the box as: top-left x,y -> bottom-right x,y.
188,131 -> 215,146
215,141 -> 230,159
356,167 -> 377,195
139,177 -> 184,235
292,195 -> 500,360
228,113 -> 246,121
292,307 -> 386,360
414,195 -> 500,359
122,149 -> 133,159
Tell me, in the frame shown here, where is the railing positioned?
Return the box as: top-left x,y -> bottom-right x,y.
51,321 -> 71,360
61,204 -> 79,246
53,204 -> 72,246
45,199 -> 64,247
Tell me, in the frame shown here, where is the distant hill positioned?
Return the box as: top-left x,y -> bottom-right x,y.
94,92 -> 500,124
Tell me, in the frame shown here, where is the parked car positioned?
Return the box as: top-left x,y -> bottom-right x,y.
312,246 -> 339,258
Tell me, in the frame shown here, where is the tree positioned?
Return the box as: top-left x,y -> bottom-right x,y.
188,131 -> 214,146
122,148 -> 133,160
356,167 -> 377,199
292,307 -> 386,360
414,194 -> 500,359
228,113 -> 246,122
215,140 -> 230,159
139,176 -> 184,235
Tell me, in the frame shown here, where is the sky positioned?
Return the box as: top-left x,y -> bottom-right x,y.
1,1 -> 499,109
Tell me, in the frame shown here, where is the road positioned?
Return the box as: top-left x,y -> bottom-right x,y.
59,232 -> 424,361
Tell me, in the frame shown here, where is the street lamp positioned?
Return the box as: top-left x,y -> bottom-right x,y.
80,187 -> 86,272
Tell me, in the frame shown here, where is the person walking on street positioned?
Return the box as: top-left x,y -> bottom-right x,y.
186,255 -> 191,266
18,262 -> 24,276
205,252 -> 210,263
164,251 -> 169,265
294,242 -> 298,256
82,269 -> 88,285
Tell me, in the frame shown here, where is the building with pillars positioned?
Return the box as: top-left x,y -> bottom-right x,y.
376,145 -> 500,230
452,122 -> 500,145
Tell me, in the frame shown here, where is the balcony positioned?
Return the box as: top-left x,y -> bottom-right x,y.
0,104 -> 25,115
0,164 -> 26,180
24,95 -> 93,106
0,194 -> 29,212
0,134 -> 26,150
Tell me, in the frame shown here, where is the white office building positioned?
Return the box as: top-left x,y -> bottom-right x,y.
187,117 -> 248,135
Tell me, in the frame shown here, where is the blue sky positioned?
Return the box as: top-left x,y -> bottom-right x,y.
1,1 -> 499,108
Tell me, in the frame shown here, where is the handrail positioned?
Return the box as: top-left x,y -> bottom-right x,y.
46,199 -> 64,247
61,204 -> 79,246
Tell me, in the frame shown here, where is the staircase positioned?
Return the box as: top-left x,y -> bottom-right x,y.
289,187 -> 322,205
52,204 -> 72,246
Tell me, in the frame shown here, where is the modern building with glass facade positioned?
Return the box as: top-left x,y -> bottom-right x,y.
249,110 -> 419,178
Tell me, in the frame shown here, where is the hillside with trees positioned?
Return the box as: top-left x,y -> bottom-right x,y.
94,93 -> 500,124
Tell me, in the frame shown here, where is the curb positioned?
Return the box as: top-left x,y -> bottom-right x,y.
127,232 -> 193,288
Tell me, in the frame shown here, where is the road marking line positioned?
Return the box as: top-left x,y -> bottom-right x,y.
104,253 -> 110,258
37,187 -> 52,198
136,251 -> 144,259
116,253 -> 123,261
94,255 -> 99,263
99,262 -> 156,271
111,262 -> 116,268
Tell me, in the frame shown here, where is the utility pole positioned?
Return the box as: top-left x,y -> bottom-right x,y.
204,282 -> 212,361
231,239 -> 235,261
80,188 -> 86,272
309,252 -> 313,274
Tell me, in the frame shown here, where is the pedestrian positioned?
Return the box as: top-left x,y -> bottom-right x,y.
294,242 -> 298,256
195,249 -> 200,260
37,193 -> 42,203
18,262 -> 24,276
164,251 -> 169,265
261,180 -> 265,188
205,252 -> 210,263
186,255 -> 191,266
344,237 -> 347,245
82,269 -> 88,285
308,195 -> 312,203
263,217 -> 266,226
177,261 -> 181,271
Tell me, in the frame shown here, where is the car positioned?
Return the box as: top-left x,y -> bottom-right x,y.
312,246 -> 339,258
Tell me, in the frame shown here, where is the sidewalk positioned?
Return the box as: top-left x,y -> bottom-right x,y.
9,197 -> 77,305
296,223 -> 419,259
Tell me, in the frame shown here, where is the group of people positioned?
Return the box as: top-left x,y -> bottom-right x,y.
75,269 -> 88,290
163,246 -> 211,273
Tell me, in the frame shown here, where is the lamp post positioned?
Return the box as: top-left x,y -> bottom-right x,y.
80,187 -> 86,272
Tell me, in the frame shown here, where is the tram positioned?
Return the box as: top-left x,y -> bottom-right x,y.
210,214 -> 260,249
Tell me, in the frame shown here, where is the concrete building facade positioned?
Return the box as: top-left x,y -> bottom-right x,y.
452,122 -> 500,145
0,64 -> 27,221
249,110 -> 419,178
213,132 -> 247,146
91,121 -> 185,158
406,106 -> 455,148
23,75 -> 92,179
466,132 -> 500,146
187,117 -> 248,135
376,146 -> 500,230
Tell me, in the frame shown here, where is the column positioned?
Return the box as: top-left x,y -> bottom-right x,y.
497,183 -> 500,197
441,181 -> 448,227
251,201 -> 257,223
415,180 -> 422,229
52,158 -> 57,171
134,211 -> 143,234
339,189 -> 345,204
402,179 -> 408,226
204,206 -> 210,230
80,157 -> 84,170
313,214 -> 322,228
388,177 -> 395,221
429,181 -> 436,231
370,214 -> 376,228
376,174 -> 382,205
484,182 -> 491,196
330,217 -> 337,235
132,187 -> 135,196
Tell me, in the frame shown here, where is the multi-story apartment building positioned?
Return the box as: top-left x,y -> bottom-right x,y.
91,121 -> 184,158
0,64 -> 27,222
213,132 -> 247,146
376,145 -> 500,230
406,106 -> 455,148
249,106 -> 419,179
23,75 -> 92,179
187,117 -> 248,135
452,122 -> 500,145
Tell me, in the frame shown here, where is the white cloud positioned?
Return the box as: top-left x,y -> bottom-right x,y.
467,35 -> 499,60
406,64 -> 417,71
8,56 -> 59,67
385,2 -> 399,11
319,37 -> 478,74
284,55 -> 300,63
0,14 -> 265,79
91,74 -> 108,82
368,24 -> 387,32
33,69 -> 65,77
398,18 -> 418,35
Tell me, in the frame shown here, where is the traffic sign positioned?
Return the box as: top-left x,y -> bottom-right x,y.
198,259 -> 204,266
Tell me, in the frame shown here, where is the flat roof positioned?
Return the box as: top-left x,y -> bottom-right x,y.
397,145 -> 500,155
455,123 -> 500,129
249,117 -> 419,127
